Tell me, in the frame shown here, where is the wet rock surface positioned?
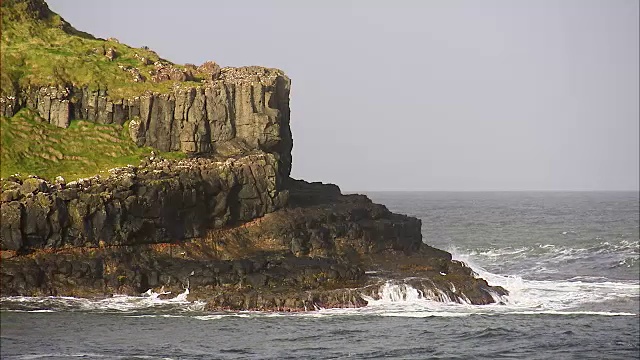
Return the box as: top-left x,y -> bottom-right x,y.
0,179 -> 507,310
1,71 -> 505,310
0,5 -> 505,308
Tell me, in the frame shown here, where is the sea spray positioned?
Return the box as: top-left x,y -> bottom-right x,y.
449,247 -> 639,314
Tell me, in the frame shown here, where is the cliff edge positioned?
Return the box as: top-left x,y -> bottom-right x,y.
0,0 -> 507,310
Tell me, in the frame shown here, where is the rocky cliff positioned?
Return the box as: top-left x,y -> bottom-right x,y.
0,0 -> 508,310
1,0 -> 292,177
1,154 -> 286,252
1,180 -> 506,310
1,68 -> 293,178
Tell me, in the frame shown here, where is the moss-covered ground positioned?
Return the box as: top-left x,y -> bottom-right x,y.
1,109 -> 184,180
0,0 -> 199,180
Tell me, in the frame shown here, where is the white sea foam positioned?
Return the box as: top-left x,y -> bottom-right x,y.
376,281 -> 423,302
313,247 -> 640,319
3,273 -> 637,318
450,250 -> 639,314
2,247 -> 638,319
0,288 -> 205,313
468,239 -> 639,259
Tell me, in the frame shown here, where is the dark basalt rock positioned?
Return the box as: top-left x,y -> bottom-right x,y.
0,0 -> 507,309
0,67 -> 293,178
0,179 -> 508,309
0,154 -> 287,252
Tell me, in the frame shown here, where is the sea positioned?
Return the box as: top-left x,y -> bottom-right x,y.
1,191 -> 638,359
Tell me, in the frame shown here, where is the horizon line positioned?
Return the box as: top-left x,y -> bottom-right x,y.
342,189 -> 640,193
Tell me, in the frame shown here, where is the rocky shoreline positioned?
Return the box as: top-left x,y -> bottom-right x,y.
1,168 -> 507,311
1,0 -> 508,311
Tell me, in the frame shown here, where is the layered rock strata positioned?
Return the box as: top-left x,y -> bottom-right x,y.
1,67 -> 293,177
1,154 -> 286,252
0,179 -> 507,309
0,0 -> 508,310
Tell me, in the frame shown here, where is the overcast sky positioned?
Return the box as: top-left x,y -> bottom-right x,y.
48,0 -> 639,191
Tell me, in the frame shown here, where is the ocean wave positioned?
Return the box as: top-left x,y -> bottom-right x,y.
461,238 -> 639,278
467,239 -> 638,260
13,354 -> 176,360
2,250 -> 638,319
3,291 -> 636,320
0,289 -> 205,314
449,250 -> 639,315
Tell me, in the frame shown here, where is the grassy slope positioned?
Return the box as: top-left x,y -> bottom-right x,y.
1,108 -> 184,180
0,0 -> 192,180
0,0 -> 204,98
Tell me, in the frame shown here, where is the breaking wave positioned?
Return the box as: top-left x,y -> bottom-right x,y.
0,288 -> 205,314
465,238 -> 639,274
1,245 -> 638,319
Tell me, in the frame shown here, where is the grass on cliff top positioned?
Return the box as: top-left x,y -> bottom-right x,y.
0,108 -> 185,181
0,0 -> 203,98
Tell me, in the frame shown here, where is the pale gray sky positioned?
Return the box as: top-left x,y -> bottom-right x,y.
48,0 -> 639,191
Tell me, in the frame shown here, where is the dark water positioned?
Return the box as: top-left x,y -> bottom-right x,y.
2,192 -> 639,359
1,312 -> 638,359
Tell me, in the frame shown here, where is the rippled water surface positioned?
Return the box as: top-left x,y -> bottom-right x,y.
2,192 -> 639,359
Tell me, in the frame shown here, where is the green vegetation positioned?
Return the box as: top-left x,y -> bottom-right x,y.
0,0 -> 198,180
1,108 -> 185,181
0,0 -> 204,99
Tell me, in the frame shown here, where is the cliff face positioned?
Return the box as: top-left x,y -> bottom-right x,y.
1,180 -> 506,309
1,0 -> 295,255
0,0 -> 509,310
1,154 -> 287,252
1,67 -> 293,178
